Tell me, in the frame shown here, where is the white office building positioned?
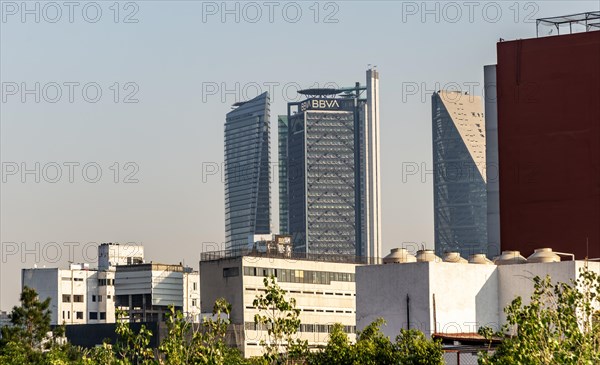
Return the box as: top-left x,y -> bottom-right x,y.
22,263 -> 115,325
199,249 -> 360,357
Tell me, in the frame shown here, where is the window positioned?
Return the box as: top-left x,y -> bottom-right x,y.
76,312 -> 83,320
98,296 -> 103,302
62,295 -> 71,303
92,295 -> 96,302
62,277 -> 71,281
73,295 -> 84,303
74,278 -> 83,282
99,312 -> 106,320
223,267 -> 239,277
193,282 -> 197,291
192,299 -> 197,307
107,295 -> 111,299
89,312 -> 98,320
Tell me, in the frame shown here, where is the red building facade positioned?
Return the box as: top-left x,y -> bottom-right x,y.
497,31 -> 600,259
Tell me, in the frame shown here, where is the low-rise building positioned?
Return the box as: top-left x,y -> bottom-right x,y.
115,263 -> 199,322
22,263 -> 113,325
199,248 -> 361,357
357,248 -> 600,340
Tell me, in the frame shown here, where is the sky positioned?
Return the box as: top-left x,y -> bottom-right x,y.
1,0 -> 597,309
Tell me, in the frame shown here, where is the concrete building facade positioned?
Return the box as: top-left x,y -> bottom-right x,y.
199,252 -> 359,357
115,263 -> 200,322
356,255 -> 600,340
22,264 -> 115,325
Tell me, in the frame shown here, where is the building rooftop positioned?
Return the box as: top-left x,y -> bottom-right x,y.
200,248 -> 378,265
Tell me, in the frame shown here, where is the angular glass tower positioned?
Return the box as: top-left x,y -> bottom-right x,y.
283,69 -> 382,260
432,91 -> 488,258
224,92 -> 271,250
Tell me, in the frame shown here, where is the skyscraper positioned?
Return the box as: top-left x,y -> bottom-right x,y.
278,115 -> 289,234
282,69 -> 382,260
432,90 -> 488,258
224,92 -> 271,250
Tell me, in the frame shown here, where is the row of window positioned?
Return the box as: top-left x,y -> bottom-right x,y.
62,294 -> 112,303
246,305 -> 354,315
60,311 -> 107,321
242,267 -> 355,285
245,287 -> 355,297
62,277 -> 84,282
244,322 -> 355,334
89,312 -> 107,320
98,279 -> 115,286
62,311 -> 83,320
62,294 -> 84,303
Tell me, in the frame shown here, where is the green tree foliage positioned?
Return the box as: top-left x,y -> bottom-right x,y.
479,266 -> 600,365
1,286 -> 446,364
308,319 -> 443,365
252,276 -> 308,364
158,298 -> 245,365
0,286 -> 85,365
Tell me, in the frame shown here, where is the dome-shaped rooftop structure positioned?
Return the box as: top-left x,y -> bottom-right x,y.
468,254 -> 494,265
442,252 -> 468,263
416,249 -> 442,263
383,248 -> 417,264
495,251 -> 527,265
527,248 -> 561,263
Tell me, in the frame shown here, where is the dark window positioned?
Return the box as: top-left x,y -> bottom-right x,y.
76,312 -> 83,320
89,312 -> 98,320
73,295 -> 84,303
62,295 -> 71,303
223,267 -> 240,277
99,312 -> 106,320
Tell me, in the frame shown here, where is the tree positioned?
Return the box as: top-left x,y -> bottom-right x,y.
0,286 -> 55,363
158,298 -> 246,365
307,319 -> 443,365
252,276 -> 307,363
0,286 -> 52,351
478,266 -> 600,365
394,328 -> 444,365
307,323 -> 353,365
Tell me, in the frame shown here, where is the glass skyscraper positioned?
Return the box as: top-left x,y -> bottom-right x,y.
224,92 -> 271,250
432,90 -> 488,258
278,115 -> 289,234
281,69 -> 382,259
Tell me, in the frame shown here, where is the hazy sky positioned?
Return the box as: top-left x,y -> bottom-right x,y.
1,0 -> 597,309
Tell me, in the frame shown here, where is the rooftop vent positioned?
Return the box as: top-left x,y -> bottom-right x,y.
442,252 -> 468,263
416,249 -> 442,263
468,254 -> 494,265
383,248 -> 417,264
527,248 -> 561,263
495,251 -> 527,265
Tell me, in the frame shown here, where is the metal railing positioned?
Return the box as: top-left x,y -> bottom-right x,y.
200,248 -> 381,265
